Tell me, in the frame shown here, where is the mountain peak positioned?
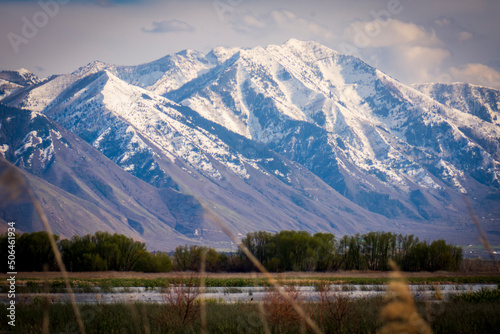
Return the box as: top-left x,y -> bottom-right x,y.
206,46 -> 242,64
151,49 -> 204,65
266,39 -> 340,63
0,68 -> 42,88
72,60 -> 108,76
16,68 -> 33,75
281,38 -> 337,53
2,40 -> 499,248
283,38 -> 316,47
176,49 -> 201,57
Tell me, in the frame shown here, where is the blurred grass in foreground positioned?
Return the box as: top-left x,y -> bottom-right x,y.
1,291 -> 499,334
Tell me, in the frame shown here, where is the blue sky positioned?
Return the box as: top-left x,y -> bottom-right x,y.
1,0 -> 499,89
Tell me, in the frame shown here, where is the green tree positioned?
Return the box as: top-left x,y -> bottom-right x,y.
59,235 -> 96,272
135,252 -> 172,272
17,232 -> 58,271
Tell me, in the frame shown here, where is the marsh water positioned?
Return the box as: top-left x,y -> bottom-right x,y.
4,284 -> 497,304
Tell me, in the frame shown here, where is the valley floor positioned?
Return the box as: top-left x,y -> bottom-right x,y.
6,270 -> 500,280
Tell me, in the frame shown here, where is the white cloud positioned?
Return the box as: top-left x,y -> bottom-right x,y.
449,63 -> 500,89
230,9 -> 335,41
434,17 -> 452,27
403,46 -> 451,66
340,18 -> 452,85
344,19 -> 441,48
458,31 -> 473,41
400,46 -> 452,83
142,20 -> 195,34
242,15 -> 266,29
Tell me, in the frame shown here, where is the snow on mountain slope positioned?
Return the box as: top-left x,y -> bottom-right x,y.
0,79 -> 23,99
168,40 -> 500,200
39,70 -> 251,182
70,48 -> 239,97
0,68 -> 43,87
2,69 -> 97,112
1,64 -> 253,186
413,82 -> 500,126
0,104 -> 197,249
1,51 -> 213,110
367,73 -> 500,184
2,39 -> 500,246
0,69 -> 44,99
107,50 -> 217,96
2,67 -> 397,247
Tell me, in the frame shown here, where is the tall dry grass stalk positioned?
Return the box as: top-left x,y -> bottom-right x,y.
202,204 -> 324,334
140,304 -> 151,334
258,300 -> 272,334
378,260 -> 432,334
252,272 -> 272,334
0,160 -> 86,334
200,248 -> 208,334
125,303 -> 145,334
42,265 -> 50,334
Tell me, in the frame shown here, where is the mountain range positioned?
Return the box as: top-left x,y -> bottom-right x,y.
1,39 -> 499,250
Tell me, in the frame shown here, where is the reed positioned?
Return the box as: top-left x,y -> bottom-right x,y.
377,261 -> 432,334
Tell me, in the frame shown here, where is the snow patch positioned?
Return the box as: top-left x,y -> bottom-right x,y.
0,144 -> 9,157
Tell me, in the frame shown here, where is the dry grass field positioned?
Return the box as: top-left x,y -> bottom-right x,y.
6,269 -> 499,280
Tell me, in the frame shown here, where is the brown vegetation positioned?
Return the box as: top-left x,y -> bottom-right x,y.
5,269 -> 499,281
316,282 -> 353,334
263,285 -> 306,328
154,274 -> 200,327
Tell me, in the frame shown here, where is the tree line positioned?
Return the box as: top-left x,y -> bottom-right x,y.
240,231 -> 462,272
0,230 -> 462,272
0,231 -> 171,273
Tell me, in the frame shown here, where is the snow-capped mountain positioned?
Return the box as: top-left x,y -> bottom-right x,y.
413,82 -> 500,126
0,103 -> 197,249
166,39 -> 499,215
0,68 -> 44,99
1,39 -> 499,248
